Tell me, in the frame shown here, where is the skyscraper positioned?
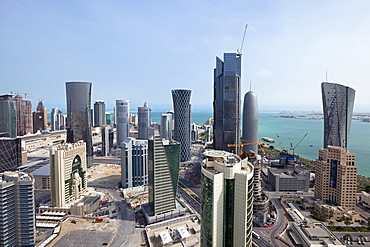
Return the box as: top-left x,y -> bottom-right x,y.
0,137 -> 22,172
0,171 -> 35,247
321,82 -> 355,148
160,112 -> 173,140
242,90 -> 258,154
314,146 -> 357,210
93,100 -> 106,127
116,100 -> 130,146
201,150 -> 254,246
51,108 -> 65,131
138,102 -> 151,140
33,100 -> 47,133
14,94 -> 33,136
102,126 -> 113,156
50,141 -> 87,207
121,138 -> 148,188
171,89 -> 191,162
0,94 -> 17,137
213,53 -> 241,154
66,81 -> 93,166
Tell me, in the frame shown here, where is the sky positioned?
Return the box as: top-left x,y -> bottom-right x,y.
1,0 -> 370,112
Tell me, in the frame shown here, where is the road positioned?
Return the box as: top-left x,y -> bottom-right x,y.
93,156 -> 121,164
178,185 -> 201,215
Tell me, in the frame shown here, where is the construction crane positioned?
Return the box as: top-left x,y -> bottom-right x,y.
275,134 -> 284,150
289,133 -> 308,155
227,141 -> 266,158
237,24 -> 248,57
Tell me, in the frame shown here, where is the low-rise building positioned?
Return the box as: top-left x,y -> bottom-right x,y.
268,166 -> 310,192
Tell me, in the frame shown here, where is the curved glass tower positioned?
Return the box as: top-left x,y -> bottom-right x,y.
116,100 -> 130,146
66,81 -> 93,166
321,82 -> 355,148
171,89 -> 191,162
242,90 -> 258,154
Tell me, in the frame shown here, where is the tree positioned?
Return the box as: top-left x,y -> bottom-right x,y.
328,221 -> 334,227
344,219 -> 352,226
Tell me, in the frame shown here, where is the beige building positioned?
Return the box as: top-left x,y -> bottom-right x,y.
314,145 -> 357,210
50,141 -> 87,207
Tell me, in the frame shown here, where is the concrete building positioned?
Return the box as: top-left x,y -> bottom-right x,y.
314,145 -> 357,210
201,150 -> 254,247
93,100 -> 106,127
268,166 -> 310,192
121,138 -> 148,188
322,82 -> 355,149
116,100 -> 130,147
102,126 -> 113,156
32,99 -> 48,133
65,81 -> 93,166
0,171 -> 35,247
50,141 -> 87,207
51,108 -> 65,131
14,94 -> 33,136
148,132 -> 178,215
0,137 -> 22,173
160,112 -> 173,140
213,53 -> 241,154
0,94 -> 17,137
242,90 -> 258,154
171,89 -> 191,162
138,102 -> 151,140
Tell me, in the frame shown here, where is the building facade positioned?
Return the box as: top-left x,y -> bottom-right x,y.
242,90 -> 258,154
33,100 -> 47,133
314,145 -> 357,210
138,102 -> 151,140
171,89 -> 191,162
93,100 -> 106,127
160,112 -> 173,140
51,108 -> 65,131
201,150 -> 254,247
65,81 -> 93,166
0,137 -> 22,173
116,100 -> 130,147
14,94 -> 33,136
102,126 -> 113,156
322,82 -> 355,149
0,94 -> 17,137
121,138 -> 148,188
148,132 -> 177,215
50,141 -> 87,207
0,171 -> 35,247
268,167 -> 310,192
213,53 -> 241,154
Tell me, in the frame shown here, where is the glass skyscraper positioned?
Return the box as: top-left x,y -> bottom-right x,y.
65,81 -> 93,166
321,82 -> 355,148
171,89 -> 191,162
138,102 -> 151,140
0,94 -> 17,138
116,100 -> 130,146
93,100 -> 106,127
213,53 -> 241,154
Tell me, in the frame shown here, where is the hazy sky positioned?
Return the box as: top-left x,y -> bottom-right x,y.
1,1 -> 370,112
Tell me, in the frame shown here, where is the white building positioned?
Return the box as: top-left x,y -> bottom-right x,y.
116,100 -> 130,147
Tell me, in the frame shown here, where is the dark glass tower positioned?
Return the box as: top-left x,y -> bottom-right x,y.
138,102 -> 151,140
93,100 -> 106,127
66,81 -> 93,166
0,95 -> 17,137
171,89 -> 191,162
213,53 -> 241,154
242,90 -> 258,154
321,82 -> 355,148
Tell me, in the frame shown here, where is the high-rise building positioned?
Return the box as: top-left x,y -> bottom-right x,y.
171,89 -> 191,162
160,112 -> 173,140
0,171 -> 35,247
163,140 -> 181,196
148,132 -> 177,215
201,150 -> 254,246
191,123 -> 198,142
138,102 -> 151,140
116,100 -> 130,147
51,108 -> 65,131
213,53 -> 241,154
33,100 -> 47,133
50,141 -> 87,207
322,82 -> 355,149
314,146 -> 357,210
93,100 -> 106,127
14,94 -> 33,136
0,94 -> 17,137
65,81 -> 93,166
0,137 -> 22,173
242,90 -> 258,154
102,126 -> 113,156
121,138 -> 148,188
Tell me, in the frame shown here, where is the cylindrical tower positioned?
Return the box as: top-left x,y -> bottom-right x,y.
116,100 -> 130,146
242,90 -> 258,154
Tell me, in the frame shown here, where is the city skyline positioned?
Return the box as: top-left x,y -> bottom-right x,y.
1,1 -> 370,111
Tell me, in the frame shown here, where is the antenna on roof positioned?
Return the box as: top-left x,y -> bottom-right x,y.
250,81 -> 252,91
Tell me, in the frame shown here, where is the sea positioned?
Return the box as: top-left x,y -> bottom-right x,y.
151,110 -> 370,177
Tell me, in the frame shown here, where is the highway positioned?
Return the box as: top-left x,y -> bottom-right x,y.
178,185 -> 202,215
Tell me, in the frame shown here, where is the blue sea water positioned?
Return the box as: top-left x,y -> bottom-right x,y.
152,110 -> 370,177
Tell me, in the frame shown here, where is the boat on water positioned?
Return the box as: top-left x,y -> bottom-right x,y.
261,137 -> 275,143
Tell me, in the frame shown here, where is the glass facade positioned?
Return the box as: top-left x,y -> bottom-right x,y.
93,100 -> 106,127
0,95 -> 17,138
201,175 -> 213,247
66,81 -> 93,166
171,89 -> 191,162
138,103 -> 151,140
0,138 -> 22,173
116,100 -> 130,146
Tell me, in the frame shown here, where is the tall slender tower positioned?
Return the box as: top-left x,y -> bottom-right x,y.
116,100 -> 130,146
65,81 -> 93,166
321,82 -> 355,148
0,95 -> 17,137
138,102 -> 151,140
213,53 -> 241,154
14,94 -> 33,136
33,100 -> 47,133
171,89 -> 191,162
242,90 -> 258,154
160,112 -> 173,140
93,100 -> 106,127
